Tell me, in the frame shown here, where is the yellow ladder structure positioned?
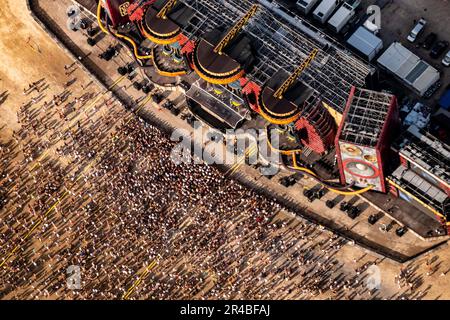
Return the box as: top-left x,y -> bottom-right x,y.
274,48 -> 318,99
214,4 -> 259,54
156,0 -> 178,19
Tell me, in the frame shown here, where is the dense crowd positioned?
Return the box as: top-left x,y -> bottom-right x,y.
0,66 -> 443,300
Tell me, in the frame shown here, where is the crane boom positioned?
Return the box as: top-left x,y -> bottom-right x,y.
273,49 -> 318,99
156,0 -> 178,19
214,4 -> 258,54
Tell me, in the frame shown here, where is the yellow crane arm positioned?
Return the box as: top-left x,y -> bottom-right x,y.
214,4 -> 259,54
156,0 -> 178,19
274,48 -> 318,99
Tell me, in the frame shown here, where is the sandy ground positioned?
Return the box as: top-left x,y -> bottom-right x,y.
0,0 -> 449,300
0,0 -> 93,143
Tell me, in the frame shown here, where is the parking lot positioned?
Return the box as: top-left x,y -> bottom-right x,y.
281,0 -> 450,103
372,0 -> 450,100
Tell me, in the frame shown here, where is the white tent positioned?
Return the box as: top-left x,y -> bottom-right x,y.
377,42 -> 440,96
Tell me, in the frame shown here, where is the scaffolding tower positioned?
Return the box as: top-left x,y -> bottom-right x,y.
339,88 -> 393,147
336,87 -> 397,193
178,0 -> 373,114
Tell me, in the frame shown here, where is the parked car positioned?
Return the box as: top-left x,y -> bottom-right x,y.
396,227 -> 408,237
422,32 -> 437,50
442,50 -> 450,67
430,41 -> 449,59
407,18 -> 426,42
424,81 -> 442,99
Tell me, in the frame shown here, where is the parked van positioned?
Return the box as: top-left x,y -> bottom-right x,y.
327,0 -> 360,33
407,18 -> 427,43
313,0 -> 341,24
296,0 -> 321,15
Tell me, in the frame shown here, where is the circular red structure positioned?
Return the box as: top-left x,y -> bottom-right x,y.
342,159 -> 380,179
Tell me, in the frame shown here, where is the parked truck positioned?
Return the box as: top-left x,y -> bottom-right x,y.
313,0 -> 341,24
327,0 -> 360,33
296,0 -> 321,15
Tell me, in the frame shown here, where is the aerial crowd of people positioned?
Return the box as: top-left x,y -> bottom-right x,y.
0,61 -> 445,300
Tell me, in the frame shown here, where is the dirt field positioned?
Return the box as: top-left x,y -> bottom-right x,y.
0,0 -> 90,143
0,0 -> 449,300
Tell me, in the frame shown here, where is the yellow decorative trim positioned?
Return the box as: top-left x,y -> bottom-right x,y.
97,1 -> 109,34
260,92 -> 298,118
193,61 -> 244,85
140,21 -> 180,45
114,32 -> 153,60
194,42 -> 242,78
259,106 -> 299,125
214,4 -> 259,54
196,60 -> 242,78
292,155 -> 374,195
323,101 -> 342,126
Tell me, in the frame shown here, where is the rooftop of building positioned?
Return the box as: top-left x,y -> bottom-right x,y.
186,80 -> 248,130
377,42 -> 440,95
176,0 -> 373,114
393,125 -> 450,187
389,166 -> 449,216
339,87 -> 395,147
